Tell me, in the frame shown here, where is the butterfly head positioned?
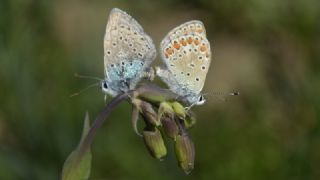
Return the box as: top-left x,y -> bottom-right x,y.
185,94 -> 206,107
196,94 -> 206,105
184,94 -> 206,110
101,80 -> 118,97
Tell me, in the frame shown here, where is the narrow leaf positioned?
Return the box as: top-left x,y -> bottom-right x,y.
61,112 -> 92,180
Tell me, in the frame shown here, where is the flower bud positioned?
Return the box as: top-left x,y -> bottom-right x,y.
161,117 -> 179,139
174,134 -> 195,174
158,101 -> 174,121
184,111 -> 197,129
143,128 -> 167,160
140,101 -> 160,126
132,98 -> 160,127
171,101 -> 186,119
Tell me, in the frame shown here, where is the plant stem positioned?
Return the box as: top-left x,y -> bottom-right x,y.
78,92 -> 131,157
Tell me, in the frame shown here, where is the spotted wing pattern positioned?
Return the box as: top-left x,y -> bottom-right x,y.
104,8 -> 156,94
157,20 -> 211,104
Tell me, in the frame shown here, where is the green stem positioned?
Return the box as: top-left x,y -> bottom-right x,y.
78,92 -> 131,157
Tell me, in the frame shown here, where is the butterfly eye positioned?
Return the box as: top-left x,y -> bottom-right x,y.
197,95 -> 206,105
101,81 -> 109,93
103,82 -> 108,89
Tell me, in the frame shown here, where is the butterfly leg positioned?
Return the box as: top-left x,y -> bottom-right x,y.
141,67 -> 155,81
104,95 -> 108,103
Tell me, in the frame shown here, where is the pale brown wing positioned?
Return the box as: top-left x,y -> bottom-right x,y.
159,20 -> 211,94
104,8 -> 156,76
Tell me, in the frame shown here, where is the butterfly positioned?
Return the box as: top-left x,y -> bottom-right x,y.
156,20 -> 211,106
101,8 -> 156,97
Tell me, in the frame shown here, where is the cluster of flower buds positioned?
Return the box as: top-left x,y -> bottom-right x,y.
130,84 -> 197,174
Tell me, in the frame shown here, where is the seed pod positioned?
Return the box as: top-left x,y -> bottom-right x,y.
140,100 -> 160,127
132,98 -> 160,127
184,111 -> 197,129
143,128 -> 167,160
171,101 -> 186,119
158,101 -> 174,121
161,117 -> 179,139
174,134 -> 195,174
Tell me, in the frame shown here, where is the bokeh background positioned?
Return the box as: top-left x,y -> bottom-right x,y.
1,0 -> 320,179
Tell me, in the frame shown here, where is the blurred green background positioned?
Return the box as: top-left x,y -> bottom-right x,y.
1,0 -> 320,179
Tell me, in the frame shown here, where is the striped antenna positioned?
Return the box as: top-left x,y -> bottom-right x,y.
74,73 -> 103,81
70,82 -> 100,98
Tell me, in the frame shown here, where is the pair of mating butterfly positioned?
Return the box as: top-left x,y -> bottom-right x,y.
101,8 -> 211,107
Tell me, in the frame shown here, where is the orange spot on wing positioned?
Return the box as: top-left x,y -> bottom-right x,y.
194,39 -> 200,45
200,46 -> 207,52
165,53 -> 169,58
166,48 -> 173,55
187,37 -> 193,44
197,29 -> 203,33
180,39 -> 187,46
173,42 -> 180,50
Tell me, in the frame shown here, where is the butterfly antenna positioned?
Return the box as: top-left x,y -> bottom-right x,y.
74,73 -> 103,81
211,91 -> 240,96
70,82 -> 100,98
204,91 -> 240,101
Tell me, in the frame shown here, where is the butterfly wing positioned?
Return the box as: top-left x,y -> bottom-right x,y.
104,8 -> 156,91
158,20 -> 211,103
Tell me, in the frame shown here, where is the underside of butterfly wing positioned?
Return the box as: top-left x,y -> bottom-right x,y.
103,8 -> 156,95
158,20 -> 211,104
